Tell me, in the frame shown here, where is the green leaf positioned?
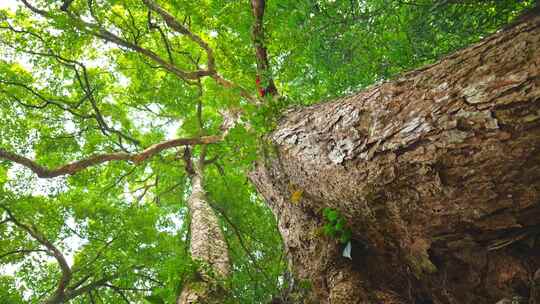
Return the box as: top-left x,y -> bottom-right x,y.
325,209 -> 338,223
339,230 -> 352,244
144,295 -> 165,304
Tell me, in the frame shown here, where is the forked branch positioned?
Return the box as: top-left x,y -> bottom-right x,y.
18,0 -> 258,103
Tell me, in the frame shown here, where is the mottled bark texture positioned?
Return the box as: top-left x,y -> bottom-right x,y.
251,14 -> 540,304
178,163 -> 230,304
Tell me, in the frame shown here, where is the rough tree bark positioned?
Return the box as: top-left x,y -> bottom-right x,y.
178,157 -> 230,304
251,13 -> 540,304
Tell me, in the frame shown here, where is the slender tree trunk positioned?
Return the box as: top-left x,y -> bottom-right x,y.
178,162 -> 230,304
251,14 -> 540,304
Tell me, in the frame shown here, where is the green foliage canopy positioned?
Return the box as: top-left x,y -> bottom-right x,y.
0,0 -> 533,303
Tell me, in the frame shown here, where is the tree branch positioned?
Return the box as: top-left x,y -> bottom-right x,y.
141,0 -> 216,73
60,0 -> 75,12
0,205 -> 72,304
0,248 -> 48,260
147,10 -> 175,65
104,284 -> 131,303
0,23 -> 141,146
250,0 -> 278,97
0,135 -> 222,178
65,275 -> 115,300
20,0 -> 208,81
211,201 -> 272,280
18,0 -> 259,103
141,0 -> 259,103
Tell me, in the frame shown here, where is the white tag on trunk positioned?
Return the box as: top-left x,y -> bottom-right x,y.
342,241 -> 352,259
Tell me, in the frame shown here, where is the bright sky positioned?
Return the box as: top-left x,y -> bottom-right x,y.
0,0 -> 18,11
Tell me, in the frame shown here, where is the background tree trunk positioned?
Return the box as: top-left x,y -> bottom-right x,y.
251,14 -> 540,304
178,162 -> 230,304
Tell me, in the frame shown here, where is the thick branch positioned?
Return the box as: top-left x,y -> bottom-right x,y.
0,135 -> 221,178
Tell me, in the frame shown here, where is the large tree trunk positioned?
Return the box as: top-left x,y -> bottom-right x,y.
251,13 -> 540,304
178,162 -> 230,304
